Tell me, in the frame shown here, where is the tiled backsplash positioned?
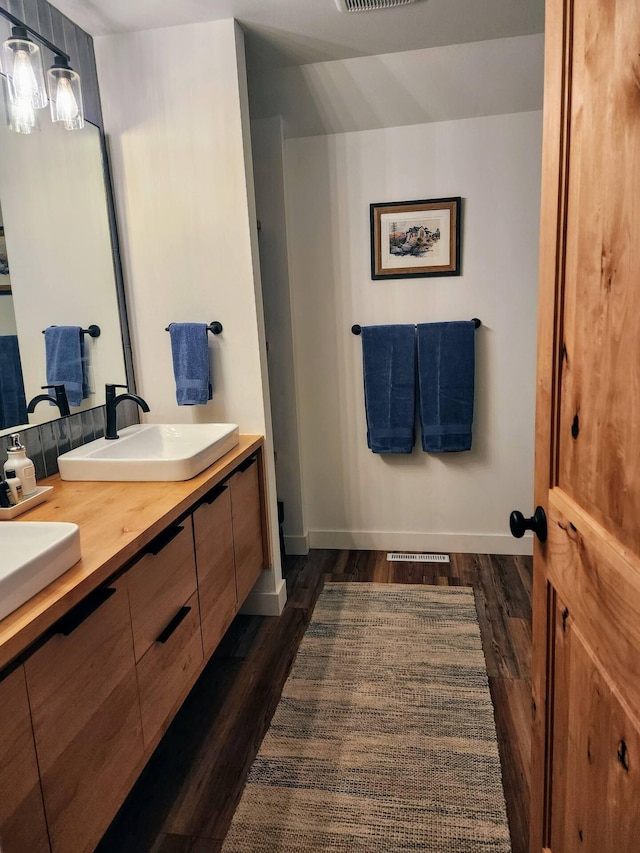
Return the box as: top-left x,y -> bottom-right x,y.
0,402 -> 140,481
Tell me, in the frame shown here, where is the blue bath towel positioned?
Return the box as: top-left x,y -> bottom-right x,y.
361,324 -> 415,454
0,335 -> 28,428
44,326 -> 89,408
169,323 -> 212,405
417,321 -> 475,452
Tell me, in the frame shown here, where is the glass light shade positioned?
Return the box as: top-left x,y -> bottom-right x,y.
47,57 -> 84,130
8,94 -> 39,133
1,28 -> 48,110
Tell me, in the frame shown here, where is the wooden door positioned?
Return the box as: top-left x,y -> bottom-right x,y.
530,0 -> 640,850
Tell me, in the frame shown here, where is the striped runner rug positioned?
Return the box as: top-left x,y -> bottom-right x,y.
221,583 -> 512,852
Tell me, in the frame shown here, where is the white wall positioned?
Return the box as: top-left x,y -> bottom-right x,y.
250,34 -> 544,138
284,111 -> 542,555
96,19 -> 285,613
251,117 -> 306,549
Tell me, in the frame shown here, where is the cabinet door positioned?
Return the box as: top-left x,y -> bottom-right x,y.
127,518 -> 202,746
0,666 -> 50,853
24,579 -> 144,853
229,455 -> 266,606
136,591 -> 203,746
193,483 -> 237,657
127,518 -> 199,662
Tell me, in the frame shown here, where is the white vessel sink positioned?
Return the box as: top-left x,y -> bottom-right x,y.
1,522 -> 81,622
58,423 -> 240,481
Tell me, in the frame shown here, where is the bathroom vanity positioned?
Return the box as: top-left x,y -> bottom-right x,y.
0,435 -> 268,853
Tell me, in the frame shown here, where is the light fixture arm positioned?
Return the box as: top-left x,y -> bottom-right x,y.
0,7 -> 71,63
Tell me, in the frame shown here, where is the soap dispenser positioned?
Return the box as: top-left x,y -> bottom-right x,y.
4,433 -> 37,497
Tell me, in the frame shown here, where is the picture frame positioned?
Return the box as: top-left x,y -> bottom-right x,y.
0,226 -> 10,293
370,197 -> 461,279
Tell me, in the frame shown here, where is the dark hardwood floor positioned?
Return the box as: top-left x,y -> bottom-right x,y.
97,550 -> 532,853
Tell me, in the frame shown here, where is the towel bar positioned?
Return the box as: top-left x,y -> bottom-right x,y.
351,319 -> 481,335
165,321 -> 223,335
41,325 -> 101,338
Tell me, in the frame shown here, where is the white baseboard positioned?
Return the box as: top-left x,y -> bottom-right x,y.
284,533 -> 310,555
308,529 -> 533,556
239,577 -> 288,616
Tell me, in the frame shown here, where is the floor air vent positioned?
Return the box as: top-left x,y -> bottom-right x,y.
386,552 -> 450,563
335,0 -> 417,11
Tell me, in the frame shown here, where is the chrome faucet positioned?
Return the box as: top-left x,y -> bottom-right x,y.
27,384 -> 71,417
105,384 -> 150,440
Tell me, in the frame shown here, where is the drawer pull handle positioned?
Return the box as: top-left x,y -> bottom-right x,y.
145,525 -> 184,556
55,587 -> 117,636
156,606 -> 191,644
202,483 -> 228,505
237,455 -> 256,473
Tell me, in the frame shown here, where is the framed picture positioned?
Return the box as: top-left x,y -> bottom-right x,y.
370,197 -> 461,279
0,226 -> 10,293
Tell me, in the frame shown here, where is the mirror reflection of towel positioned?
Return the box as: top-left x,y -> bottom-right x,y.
0,335 -> 27,428
44,326 -> 89,408
417,321 -> 475,452
361,325 -> 415,454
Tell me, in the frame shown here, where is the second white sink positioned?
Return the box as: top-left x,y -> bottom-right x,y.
1,522 -> 81,622
58,423 -> 240,481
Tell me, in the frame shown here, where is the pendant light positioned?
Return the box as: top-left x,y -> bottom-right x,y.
47,55 -> 84,130
0,9 -> 85,134
1,26 -> 48,109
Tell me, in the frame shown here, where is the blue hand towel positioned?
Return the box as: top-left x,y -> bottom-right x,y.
0,335 -> 28,428
417,321 -> 475,452
169,323 -> 213,406
361,324 -> 415,454
44,326 -> 89,408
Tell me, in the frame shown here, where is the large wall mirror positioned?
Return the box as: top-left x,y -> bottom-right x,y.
0,22 -> 128,434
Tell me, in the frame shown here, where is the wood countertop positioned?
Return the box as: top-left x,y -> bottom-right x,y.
0,435 -> 264,672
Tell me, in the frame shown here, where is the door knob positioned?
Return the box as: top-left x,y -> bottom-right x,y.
509,506 -> 547,543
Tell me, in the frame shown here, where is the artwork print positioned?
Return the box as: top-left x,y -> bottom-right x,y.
370,198 -> 461,279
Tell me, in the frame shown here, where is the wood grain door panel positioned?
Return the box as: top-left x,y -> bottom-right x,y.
549,591 -> 640,852
230,457 -> 266,606
556,0 -> 640,553
127,517 -> 198,663
137,591 -> 203,747
532,0 -> 640,849
0,666 -> 49,853
193,484 -> 237,657
24,579 -> 144,853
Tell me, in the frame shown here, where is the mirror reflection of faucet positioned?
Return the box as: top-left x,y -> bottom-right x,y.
105,384 -> 150,440
27,384 -> 71,417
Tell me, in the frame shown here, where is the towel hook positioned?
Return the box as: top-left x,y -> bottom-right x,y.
41,324 -> 101,338
164,321 -> 223,335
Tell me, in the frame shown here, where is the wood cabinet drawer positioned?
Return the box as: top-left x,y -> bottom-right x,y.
137,591 -> 203,746
24,579 -> 144,853
0,666 -> 49,853
193,483 -> 237,657
230,455 -> 266,606
127,518 -> 198,662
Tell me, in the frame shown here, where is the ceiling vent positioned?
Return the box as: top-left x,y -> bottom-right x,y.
335,0 -> 417,11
